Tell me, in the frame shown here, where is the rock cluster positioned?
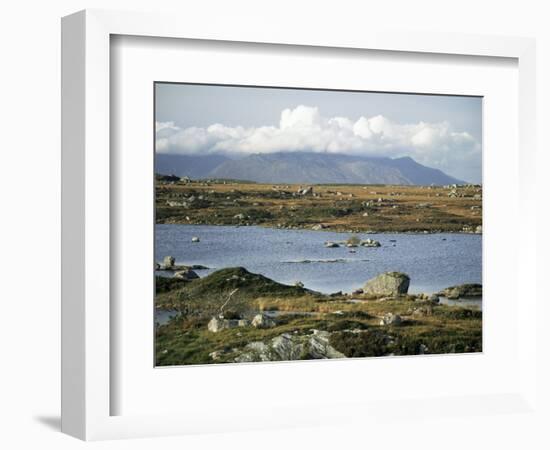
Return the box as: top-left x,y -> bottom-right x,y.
207,316 -> 251,333
438,283 -> 482,299
233,330 -> 345,362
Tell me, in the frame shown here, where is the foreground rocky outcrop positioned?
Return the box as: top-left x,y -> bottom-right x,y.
233,330 -> 346,362
363,272 -> 410,296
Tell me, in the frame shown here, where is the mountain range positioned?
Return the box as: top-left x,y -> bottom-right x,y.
156,152 -> 465,185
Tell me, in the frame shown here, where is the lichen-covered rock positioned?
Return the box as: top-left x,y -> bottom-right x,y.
233,330 -> 345,362
363,272 -> 410,296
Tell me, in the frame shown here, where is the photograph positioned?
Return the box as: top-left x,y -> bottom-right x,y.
154,83 -> 483,366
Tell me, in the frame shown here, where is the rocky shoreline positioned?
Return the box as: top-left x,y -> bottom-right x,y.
155,264 -> 482,366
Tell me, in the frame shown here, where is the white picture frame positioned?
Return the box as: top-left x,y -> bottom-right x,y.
61,9 -> 537,441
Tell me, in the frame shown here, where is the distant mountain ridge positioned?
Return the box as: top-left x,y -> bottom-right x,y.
156,152 -> 465,185
155,153 -> 230,179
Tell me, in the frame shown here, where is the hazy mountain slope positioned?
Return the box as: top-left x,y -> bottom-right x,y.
155,154 -> 230,178
384,156 -> 465,185
207,152 -> 464,185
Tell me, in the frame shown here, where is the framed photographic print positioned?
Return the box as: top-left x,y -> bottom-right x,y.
62,9 -> 538,441
153,82 -> 483,367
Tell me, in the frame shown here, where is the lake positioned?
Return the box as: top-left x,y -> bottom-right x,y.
155,224 -> 482,297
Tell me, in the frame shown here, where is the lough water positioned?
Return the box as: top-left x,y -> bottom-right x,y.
155,224 -> 482,297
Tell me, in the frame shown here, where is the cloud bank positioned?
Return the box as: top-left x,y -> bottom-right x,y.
156,105 -> 481,181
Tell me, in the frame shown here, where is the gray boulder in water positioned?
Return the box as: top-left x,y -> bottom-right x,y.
363,272 -> 410,296
173,268 -> 199,280
163,256 -> 175,269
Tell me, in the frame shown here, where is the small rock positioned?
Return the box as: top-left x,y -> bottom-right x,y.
209,350 -> 224,360
191,236 -> 200,242
380,313 -> 402,326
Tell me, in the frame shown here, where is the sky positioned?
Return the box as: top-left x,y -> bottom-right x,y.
155,83 -> 482,183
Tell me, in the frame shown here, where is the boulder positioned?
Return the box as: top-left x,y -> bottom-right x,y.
207,316 -> 242,332
271,333 -> 305,360
207,317 -> 226,333
251,314 -> 276,329
361,238 -> 381,247
173,268 -> 199,280
163,256 -> 175,269
311,224 -> 326,231
298,186 -> 313,196
363,272 -> 410,296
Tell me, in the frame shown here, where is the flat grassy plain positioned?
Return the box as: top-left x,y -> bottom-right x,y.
155,179 -> 482,233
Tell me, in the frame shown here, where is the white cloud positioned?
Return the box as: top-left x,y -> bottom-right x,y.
156,105 -> 481,179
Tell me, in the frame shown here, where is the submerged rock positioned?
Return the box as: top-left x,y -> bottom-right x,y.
361,238 -> 381,247
363,272 -> 410,296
